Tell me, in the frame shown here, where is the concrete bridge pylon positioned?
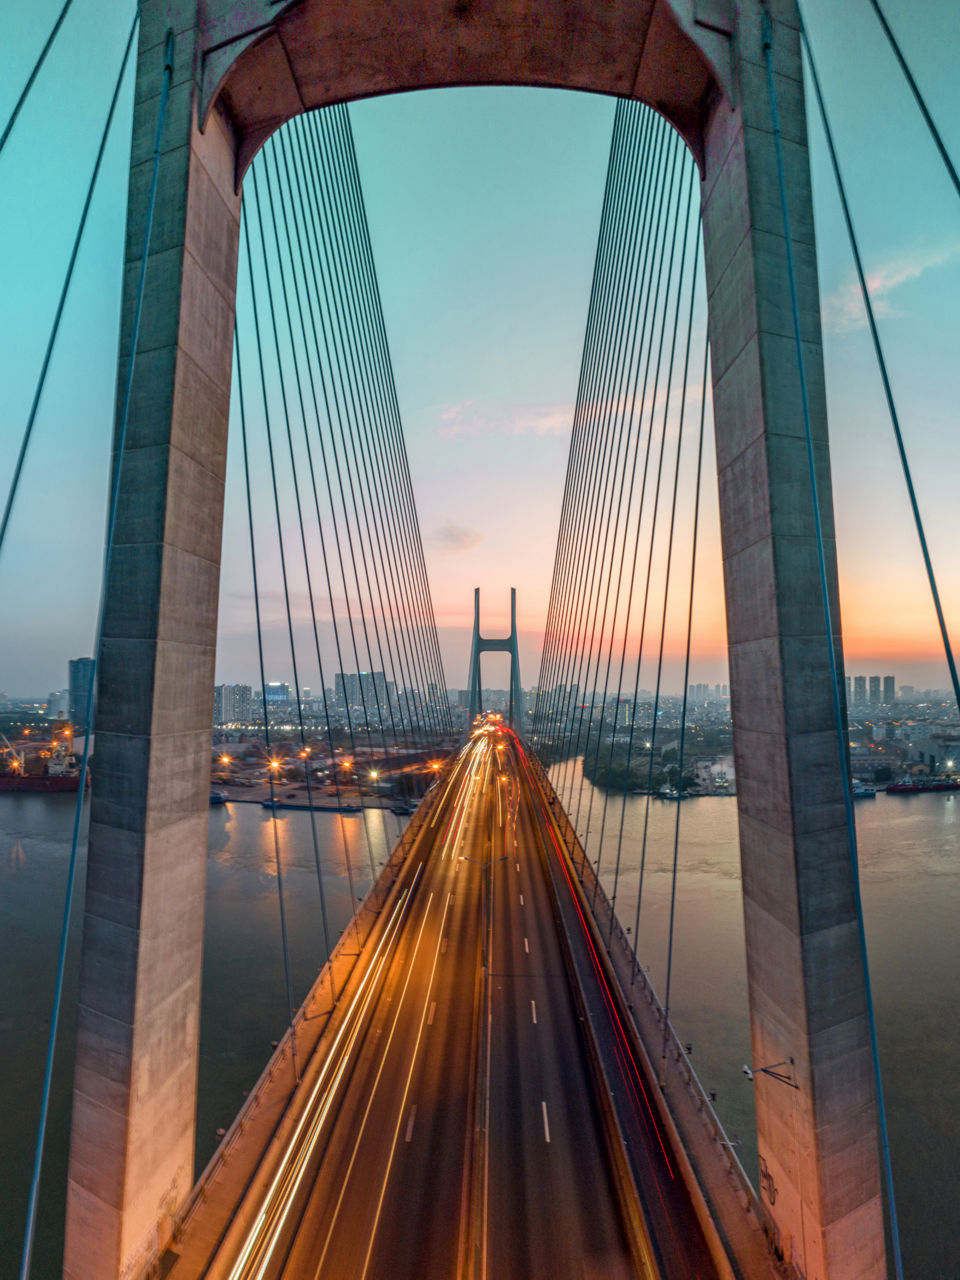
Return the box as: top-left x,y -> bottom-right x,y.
65,4 -> 886,1278
467,587 -> 524,729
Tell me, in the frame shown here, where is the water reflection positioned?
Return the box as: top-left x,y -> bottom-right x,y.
1,783 -> 957,1277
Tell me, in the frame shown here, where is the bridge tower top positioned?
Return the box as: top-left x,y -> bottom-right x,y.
467,588 -> 524,729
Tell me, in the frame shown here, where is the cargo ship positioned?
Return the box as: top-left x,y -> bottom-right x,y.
885,778 -> 960,794
0,734 -> 87,792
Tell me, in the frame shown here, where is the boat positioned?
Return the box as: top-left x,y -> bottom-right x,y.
851,780 -> 876,798
885,778 -> 960,794
209,789 -> 229,805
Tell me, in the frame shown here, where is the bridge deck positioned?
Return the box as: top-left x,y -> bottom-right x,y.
156,726 -> 741,1279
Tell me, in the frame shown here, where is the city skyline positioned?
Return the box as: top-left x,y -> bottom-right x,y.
2,0 -> 959,699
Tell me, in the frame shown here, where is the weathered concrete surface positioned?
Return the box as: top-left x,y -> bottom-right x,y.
66,3 -> 884,1279
700,6 -> 885,1278
64,21 -> 241,1280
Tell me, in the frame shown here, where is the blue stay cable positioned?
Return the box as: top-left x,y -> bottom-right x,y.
0,0 -> 76,158
761,10 -> 904,1277
0,11 -> 139,566
18,28 -> 173,1280
801,19 -> 960,720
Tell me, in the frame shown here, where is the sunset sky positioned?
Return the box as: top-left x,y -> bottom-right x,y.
1,0 -> 959,697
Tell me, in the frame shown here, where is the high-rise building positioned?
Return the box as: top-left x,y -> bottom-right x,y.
265,682 -> 291,706
68,657 -> 95,734
869,675 -> 881,705
900,685 -> 916,702
853,675 -> 866,705
845,675 -> 852,703
883,675 -> 895,704
215,684 -> 252,725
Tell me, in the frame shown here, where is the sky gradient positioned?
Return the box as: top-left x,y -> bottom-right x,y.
1,0 -> 959,698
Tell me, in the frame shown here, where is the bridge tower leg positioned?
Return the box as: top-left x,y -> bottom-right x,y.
63,15 -> 241,1280
696,7 -> 885,1277
467,588 -> 524,730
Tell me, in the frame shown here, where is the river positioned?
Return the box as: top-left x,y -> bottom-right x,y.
1,783 -> 957,1276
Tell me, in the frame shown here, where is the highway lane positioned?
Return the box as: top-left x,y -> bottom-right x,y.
513,737 -> 720,1280
206,720 -> 715,1280
483,734 -> 635,1279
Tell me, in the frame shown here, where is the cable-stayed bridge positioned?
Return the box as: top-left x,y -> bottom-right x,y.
3,2 -> 959,1278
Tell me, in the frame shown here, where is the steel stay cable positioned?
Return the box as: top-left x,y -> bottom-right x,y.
0,0 -> 76,158
16,24 -> 150,1279
325,110 -> 452,729
240,205 -> 309,1077
861,0 -> 960,203
586,132 -> 693,883
311,114 -> 437,748
282,121 -> 421,758
614,160 -> 695,976
250,147 -> 359,942
570,114 -> 678,843
316,117 -> 434,753
602,143 -> 692,918
549,111 -> 668,781
544,105 -> 650,780
295,123 -> 406,756
333,106 -> 454,733
0,12 -> 139,565
300,116 -> 433,747
762,12 -> 904,1275
801,23 -> 960,718
555,115 -> 675,808
318,110 -> 444,745
249,152 -> 381,890
535,104 -> 631,743
285,116 -> 392,810
270,124 -> 373,810
541,108 -> 646,758
537,104 -> 635,748
578,120 -> 686,876
659,325 -> 710,1084
551,105 -> 655,792
265,135 -> 409,811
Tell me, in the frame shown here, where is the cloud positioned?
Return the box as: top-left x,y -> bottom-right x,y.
436,399 -> 572,438
430,521 -> 485,552
823,241 -> 960,334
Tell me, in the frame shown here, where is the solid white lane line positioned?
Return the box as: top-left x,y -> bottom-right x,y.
515,861 -> 519,872
530,1000 -> 537,1025
405,1105 -> 417,1143
523,937 -> 529,954
519,894 -> 524,906
542,1101 -> 551,1144
427,1001 -> 436,1026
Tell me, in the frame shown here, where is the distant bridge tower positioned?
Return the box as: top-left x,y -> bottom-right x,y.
467,588 -> 523,729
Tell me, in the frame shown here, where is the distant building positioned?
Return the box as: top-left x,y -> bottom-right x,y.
845,675 -> 852,704
68,657 -> 95,734
883,675 -> 895,704
853,675 -> 866,705
215,684 -> 252,725
900,685 -> 916,702
46,689 -> 69,719
265,682 -> 291,706
869,675 -> 881,705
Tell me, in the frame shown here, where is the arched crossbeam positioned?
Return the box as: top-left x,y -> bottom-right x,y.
65,5 -> 885,1279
